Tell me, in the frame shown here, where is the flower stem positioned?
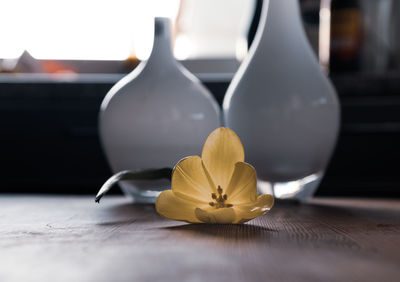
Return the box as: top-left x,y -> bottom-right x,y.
95,168 -> 172,203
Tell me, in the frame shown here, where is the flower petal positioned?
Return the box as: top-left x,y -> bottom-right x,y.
155,190 -> 201,223
194,207 -> 236,224
172,156 -> 216,203
225,162 -> 258,205
233,194 -> 274,223
201,127 -> 245,190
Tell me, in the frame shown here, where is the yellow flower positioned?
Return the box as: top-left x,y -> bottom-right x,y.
155,127 -> 274,224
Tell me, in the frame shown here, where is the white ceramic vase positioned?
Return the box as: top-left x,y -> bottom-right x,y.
99,18 -> 220,203
223,0 -> 340,201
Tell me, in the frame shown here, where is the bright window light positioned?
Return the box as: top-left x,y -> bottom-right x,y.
174,0 -> 255,59
0,0 -> 255,63
0,0 -> 180,60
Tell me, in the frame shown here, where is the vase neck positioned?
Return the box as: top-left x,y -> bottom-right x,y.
254,0 -> 307,48
146,17 -> 176,66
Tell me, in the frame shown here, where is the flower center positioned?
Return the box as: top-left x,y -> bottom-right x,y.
209,186 -> 233,209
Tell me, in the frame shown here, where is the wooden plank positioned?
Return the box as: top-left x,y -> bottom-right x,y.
0,195 -> 399,282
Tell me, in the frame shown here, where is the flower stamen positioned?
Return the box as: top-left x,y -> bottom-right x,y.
208,185 -> 233,209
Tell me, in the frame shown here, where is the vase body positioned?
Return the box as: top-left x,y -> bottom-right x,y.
223,0 -> 340,201
100,18 -> 220,203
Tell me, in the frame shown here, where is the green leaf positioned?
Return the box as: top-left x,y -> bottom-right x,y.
95,168 -> 172,203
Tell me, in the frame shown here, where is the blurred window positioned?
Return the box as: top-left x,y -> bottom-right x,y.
0,0 -> 255,67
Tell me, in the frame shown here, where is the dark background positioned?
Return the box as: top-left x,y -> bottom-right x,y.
1,74 -> 400,197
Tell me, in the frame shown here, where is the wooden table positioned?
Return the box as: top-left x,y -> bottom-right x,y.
1,195 -> 399,282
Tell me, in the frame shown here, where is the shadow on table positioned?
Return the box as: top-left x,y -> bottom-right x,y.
162,223 -> 277,242
95,202 -> 163,226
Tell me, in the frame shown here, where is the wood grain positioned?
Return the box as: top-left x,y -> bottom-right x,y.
0,195 -> 399,282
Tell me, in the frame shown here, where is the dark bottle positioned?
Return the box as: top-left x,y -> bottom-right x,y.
330,0 -> 363,72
